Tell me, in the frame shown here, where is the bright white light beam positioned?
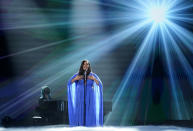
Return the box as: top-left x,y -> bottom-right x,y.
147,6 -> 168,23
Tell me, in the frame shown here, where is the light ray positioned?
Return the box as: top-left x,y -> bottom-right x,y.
165,20 -> 193,52
0,19 -> 151,118
160,24 -> 183,119
0,35 -> 85,60
106,0 -> 193,124
105,23 -> 158,124
164,24 -> 193,90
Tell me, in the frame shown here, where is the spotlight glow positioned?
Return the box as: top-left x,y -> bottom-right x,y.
148,6 -> 167,23
105,0 -> 193,124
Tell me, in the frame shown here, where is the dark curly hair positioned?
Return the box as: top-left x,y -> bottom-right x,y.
78,60 -> 91,77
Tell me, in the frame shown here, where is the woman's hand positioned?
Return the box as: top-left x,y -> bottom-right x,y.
87,75 -> 95,80
88,76 -> 99,85
71,75 -> 83,83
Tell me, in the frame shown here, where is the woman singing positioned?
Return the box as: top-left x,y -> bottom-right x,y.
67,60 -> 103,126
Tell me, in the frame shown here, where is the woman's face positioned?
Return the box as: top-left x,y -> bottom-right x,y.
83,61 -> 89,71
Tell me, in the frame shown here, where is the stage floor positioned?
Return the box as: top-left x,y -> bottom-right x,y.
0,125 -> 192,131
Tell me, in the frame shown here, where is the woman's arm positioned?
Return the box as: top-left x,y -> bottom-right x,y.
88,76 -> 99,85
93,77 -> 99,85
71,75 -> 83,83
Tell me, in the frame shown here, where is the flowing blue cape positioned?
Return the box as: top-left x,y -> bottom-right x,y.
67,72 -> 103,126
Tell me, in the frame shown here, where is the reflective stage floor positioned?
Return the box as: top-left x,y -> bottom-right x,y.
0,125 -> 192,131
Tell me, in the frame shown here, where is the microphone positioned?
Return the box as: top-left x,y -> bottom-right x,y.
84,70 -> 87,87
84,70 -> 87,82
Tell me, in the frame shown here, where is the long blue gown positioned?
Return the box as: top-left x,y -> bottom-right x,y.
67,72 -> 103,126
